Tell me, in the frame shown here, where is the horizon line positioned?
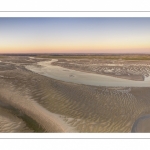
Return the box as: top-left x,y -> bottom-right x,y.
1,52 -> 150,55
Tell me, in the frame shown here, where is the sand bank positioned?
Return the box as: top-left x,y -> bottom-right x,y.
0,82 -> 75,132
0,106 -> 32,132
25,59 -> 150,87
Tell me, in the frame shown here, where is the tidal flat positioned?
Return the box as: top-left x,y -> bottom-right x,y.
0,54 -> 150,132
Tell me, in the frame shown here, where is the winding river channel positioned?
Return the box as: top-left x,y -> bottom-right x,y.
25,59 -> 150,87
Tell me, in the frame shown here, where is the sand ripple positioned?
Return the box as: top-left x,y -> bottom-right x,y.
1,62 -> 150,132
0,107 -> 32,132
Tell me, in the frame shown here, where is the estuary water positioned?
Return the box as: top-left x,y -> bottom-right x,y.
25,59 -> 150,87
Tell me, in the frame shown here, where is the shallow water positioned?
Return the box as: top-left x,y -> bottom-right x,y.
25,59 -> 150,87
131,115 -> 150,132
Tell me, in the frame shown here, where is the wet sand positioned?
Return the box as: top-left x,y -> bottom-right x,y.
53,58 -> 150,81
0,81 -> 74,132
0,106 -> 32,132
131,115 -> 150,132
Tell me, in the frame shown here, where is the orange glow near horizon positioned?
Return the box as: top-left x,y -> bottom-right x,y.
1,39 -> 149,53
0,18 -> 150,54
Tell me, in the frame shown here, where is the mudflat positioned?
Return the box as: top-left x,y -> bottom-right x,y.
0,55 -> 150,132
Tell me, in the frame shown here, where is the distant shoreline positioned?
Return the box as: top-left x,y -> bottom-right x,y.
1,53 -> 150,56
1,53 -> 150,61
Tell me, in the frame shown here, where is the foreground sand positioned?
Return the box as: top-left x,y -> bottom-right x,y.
1,56 -> 150,132
0,106 -> 32,132
0,81 -> 74,132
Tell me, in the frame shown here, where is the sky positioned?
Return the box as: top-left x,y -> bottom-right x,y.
0,17 -> 150,54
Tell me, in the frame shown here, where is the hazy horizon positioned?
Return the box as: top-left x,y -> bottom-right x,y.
1,52 -> 150,55
0,17 -> 150,54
